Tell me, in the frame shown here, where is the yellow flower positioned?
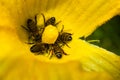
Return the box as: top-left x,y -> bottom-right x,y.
0,0 -> 120,80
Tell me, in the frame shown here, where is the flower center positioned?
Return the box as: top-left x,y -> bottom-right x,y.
21,13 -> 72,59
42,25 -> 59,44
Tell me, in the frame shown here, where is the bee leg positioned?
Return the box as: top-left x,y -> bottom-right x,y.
60,25 -> 64,33
62,41 -> 70,48
21,25 -> 30,32
21,25 -> 34,44
38,51 -> 44,55
54,21 -> 61,26
25,42 -> 34,44
63,42 -> 70,48
49,49 -> 54,59
45,44 -> 49,53
28,34 -> 36,43
60,47 -> 68,55
35,14 -> 37,25
39,27 -> 45,35
63,51 -> 68,55
34,52 -> 40,55
25,36 -> 34,44
48,45 -> 54,59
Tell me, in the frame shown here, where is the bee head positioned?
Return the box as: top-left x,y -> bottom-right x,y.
27,19 -> 34,26
45,17 -> 56,26
67,35 -> 72,41
55,52 -> 62,59
50,17 -> 55,25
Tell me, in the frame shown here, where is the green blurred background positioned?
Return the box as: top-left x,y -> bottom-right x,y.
85,15 -> 120,55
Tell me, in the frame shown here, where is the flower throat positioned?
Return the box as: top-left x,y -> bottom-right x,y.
21,13 -> 72,59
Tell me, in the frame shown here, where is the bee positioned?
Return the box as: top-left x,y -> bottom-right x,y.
56,25 -> 72,47
41,13 -> 61,27
58,32 -> 72,42
21,15 -> 41,42
50,44 -> 67,59
30,43 -> 49,55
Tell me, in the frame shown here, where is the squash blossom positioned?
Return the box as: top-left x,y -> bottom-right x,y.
0,0 -> 120,80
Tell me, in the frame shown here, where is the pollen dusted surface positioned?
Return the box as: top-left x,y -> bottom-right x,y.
42,25 -> 59,44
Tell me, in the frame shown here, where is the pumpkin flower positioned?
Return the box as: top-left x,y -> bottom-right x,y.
0,0 -> 120,80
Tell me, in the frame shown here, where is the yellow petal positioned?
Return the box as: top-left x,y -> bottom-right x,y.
33,39 -> 120,80
0,0 -> 120,80
0,0 -> 119,38
37,0 -> 120,38
64,39 -> 120,79
0,56 -> 114,80
0,29 -> 119,79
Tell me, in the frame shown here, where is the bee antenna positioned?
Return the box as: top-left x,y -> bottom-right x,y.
54,20 -> 61,26
60,25 -> 64,33
41,13 -> 46,27
35,14 -> 38,24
